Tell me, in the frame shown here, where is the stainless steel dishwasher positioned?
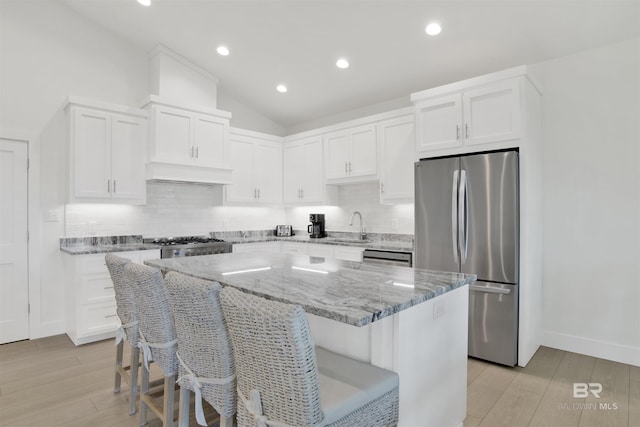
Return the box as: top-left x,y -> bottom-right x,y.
362,249 -> 413,267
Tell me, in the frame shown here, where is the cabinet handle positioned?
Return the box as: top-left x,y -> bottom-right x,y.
301,189 -> 304,198
456,125 -> 460,140
381,182 -> 384,194
349,162 -> 352,173
196,146 -> 199,158
257,188 -> 261,199
113,180 -> 116,193
107,180 -> 111,193
298,188 -> 302,198
465,123 -> 470,138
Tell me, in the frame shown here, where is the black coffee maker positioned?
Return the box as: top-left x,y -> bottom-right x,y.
307,214 -> 326,238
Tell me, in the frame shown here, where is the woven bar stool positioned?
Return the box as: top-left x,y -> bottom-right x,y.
219,287 -> 400,427
166,272 -> 236,427
105,253 -> 140,416
125,262 -> 179,427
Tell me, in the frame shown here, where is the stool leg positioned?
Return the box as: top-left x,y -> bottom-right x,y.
140,365 -> 149,426
114,340 -> 124,393
220,416 -> 234,427
163,373 -> 176,427
129,346 -> 140,415
178,386 -> 190,427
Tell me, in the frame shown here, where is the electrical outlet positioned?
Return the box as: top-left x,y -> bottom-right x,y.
44,209 -> 61,222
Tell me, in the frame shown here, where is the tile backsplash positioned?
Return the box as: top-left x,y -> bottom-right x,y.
64,181 -> 413,237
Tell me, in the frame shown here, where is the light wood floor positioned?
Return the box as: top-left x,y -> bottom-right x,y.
0,335 -> 638,427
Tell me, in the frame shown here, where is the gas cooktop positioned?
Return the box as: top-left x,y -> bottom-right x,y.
144,236 -> 227,246
144,236 -> 232,258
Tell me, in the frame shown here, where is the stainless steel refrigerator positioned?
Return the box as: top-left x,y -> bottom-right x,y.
415,150 -> 519,366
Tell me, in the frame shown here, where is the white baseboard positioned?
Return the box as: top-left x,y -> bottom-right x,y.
541,330 -> 640,367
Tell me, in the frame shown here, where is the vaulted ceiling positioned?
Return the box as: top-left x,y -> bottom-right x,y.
61,0 -> 640,130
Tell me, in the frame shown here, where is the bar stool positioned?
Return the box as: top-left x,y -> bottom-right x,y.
166,272 -> 236,427
219,286 -> 400,427
125,262 -> 179,427
105,253 -> 140,416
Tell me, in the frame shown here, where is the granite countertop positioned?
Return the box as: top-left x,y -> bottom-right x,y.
59,235 -> 161,255
225,235 -> 414,252
145,252 -> 475,327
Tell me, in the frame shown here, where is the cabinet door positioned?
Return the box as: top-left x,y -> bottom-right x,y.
72,108 -> 111,199
325,131 -> 349,179
152,106 -> 192,163
111,114 -> 146,202
254,143 -> 282,204
193,113 -> 228,168
348,124 -> 377,177
415,94 -> 462,153
463,79 -> 521,146
283,142 -> 303,204
227,138 -> 255,202
380,116 -> 415,203
301,138 -> 324,202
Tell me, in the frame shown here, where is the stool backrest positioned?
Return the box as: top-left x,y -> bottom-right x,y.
166,272 -> 236,418
220,287 -> 324,427
105,253 -> 137,346
125,262 -> 178,376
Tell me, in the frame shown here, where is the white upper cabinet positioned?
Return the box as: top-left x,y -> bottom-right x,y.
325,124 -> 377,182
379,114 -> 415,203
284,137 -> 337,205
225,129 -> 282,205
413,77 -> 521,158
143,96 -> 232,184
68,101 -> 147,204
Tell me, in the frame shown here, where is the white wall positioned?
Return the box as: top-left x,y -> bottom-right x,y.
286,182 -> 414,235
532,38 -> 640,366
66,181 -> 285,237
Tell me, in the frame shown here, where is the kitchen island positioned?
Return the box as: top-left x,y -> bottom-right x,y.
146,253 -> 476,427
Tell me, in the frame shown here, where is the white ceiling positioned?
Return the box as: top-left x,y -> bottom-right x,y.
60,0 -> 640,130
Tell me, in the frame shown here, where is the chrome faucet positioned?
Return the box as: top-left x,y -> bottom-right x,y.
349,211 -> 367,240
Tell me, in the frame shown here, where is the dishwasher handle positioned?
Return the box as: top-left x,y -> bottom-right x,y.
362,249 -> 413,267
469,284 -> 511,295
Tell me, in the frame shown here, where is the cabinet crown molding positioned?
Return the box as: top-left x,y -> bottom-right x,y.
65,96 -> 148,118
410,65 -> 542,102
140,95 -> 232,119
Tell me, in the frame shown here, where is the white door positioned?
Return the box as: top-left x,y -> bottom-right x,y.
193,113 -> 227,168
283,142 -> 303,203
253,143 -> 282,204
349,124 -> 377,177
324,131 -> 349,179
226,138 -> 255,202
301,137 -> 324,202
415,93 -> 463,153
111,114 -> 146,201
0,139 -> 29,344
380,116 -> 415,202
72,107 -> 111,199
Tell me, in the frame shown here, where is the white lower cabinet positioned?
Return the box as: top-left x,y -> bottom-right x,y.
279,242 -> 364,261
64,249 -> 160,345
232,242 -> 282,253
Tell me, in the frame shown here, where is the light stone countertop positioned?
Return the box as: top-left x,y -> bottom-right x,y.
145,252 -> 475,327
223,235 -> 414,252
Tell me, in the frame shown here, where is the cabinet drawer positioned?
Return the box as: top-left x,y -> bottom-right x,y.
79,303 -> 119,336
334,247 -> 364,262
307,245 -> 334,258
80,273 -> 116,303
281,243 -> 308,255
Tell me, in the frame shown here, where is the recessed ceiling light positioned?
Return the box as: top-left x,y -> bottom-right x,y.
336,58 -> 349,69
137,0 -> 151,6
276,84 -> 288,93
216,46 -> 230,56
425,22 -> 442,36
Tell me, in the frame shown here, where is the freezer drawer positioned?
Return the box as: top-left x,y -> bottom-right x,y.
468,281 -> 518,366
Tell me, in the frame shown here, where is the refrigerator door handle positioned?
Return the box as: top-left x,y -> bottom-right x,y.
459,169 -> 469,263
469,284 -> 511,295
451,170 -> 460,264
